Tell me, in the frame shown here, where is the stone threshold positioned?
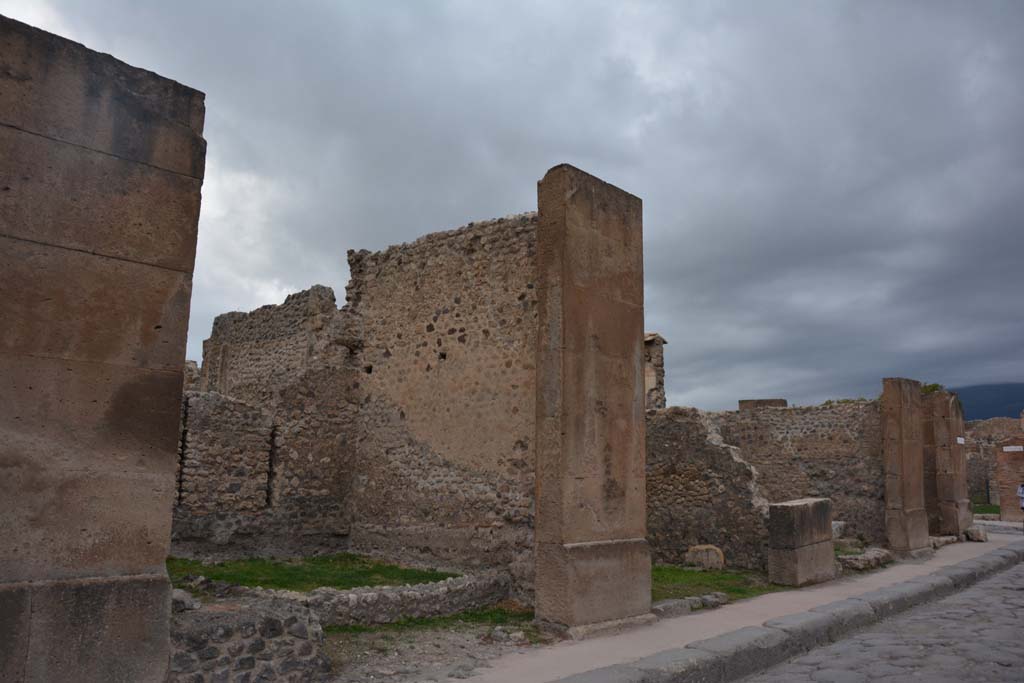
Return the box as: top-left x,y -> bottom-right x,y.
552,540 -> 1024,682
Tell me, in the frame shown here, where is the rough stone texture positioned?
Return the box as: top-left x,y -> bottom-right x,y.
177,391 -> 274,514
964,416 -> 1021,504
880,378 -> 931,554
646,407 -> 769,569
712,400 -> 886,545
183,360 -> 201,391
0,15 -> 204,682
837,547 -> 894,572
643,333 -> 667,410
995,436 -> 1024,522
236,571 -> 509,627
684,545 -> 726,570
534,164 -> 651,628
169,598 -> 330,682
768,498 -> 837,586
738,399 -> 788,410
922,390 -> 972,535
747,562 -> 1024,683
344,212 -> 538,591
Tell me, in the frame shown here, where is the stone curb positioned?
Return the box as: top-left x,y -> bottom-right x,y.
552,540 -> 1024,683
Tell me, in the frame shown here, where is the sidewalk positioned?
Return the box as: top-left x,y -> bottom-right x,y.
465,534 -> 1020,683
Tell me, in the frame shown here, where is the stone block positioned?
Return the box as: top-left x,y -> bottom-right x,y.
768,540 -> 837,587
25,575 -> 171,682
763,610 -> 836,650
685,544 -> 725,569
808,599 -> 877,640
768,498 -> 833,549
535,538 -> 651,628
534,164 -> 650,628
0,236 -> 193,371
0,585 -> 30,682
0,17 -> 205,177
0,126 -> 202,271
686,626 -> 799,680
631,647 -> 724,682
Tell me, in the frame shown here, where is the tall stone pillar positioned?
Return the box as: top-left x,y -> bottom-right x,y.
0,16 -> 205,682
880,378 -> 931,556
922,390 -> 972,535
534,164 -> 651,635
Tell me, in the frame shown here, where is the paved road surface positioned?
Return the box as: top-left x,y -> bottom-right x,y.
746,563 -> 1024,682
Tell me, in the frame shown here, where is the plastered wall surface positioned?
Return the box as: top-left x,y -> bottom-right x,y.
0,15 -> 204,682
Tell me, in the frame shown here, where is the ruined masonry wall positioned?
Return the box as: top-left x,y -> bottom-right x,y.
344,213 -> 538,593
646,408 -> 769,569
200,285 -> 345,407
965,417 -> 1021,504
711,401 -> 887,545
177,391 -> 273,513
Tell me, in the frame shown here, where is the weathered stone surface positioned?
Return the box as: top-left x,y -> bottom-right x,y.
0,585 -> 30,682
738,399 -> 788,410
711,400 -> 887,546
687,626 -> 800,680
685,544 -> 726,570
0,17 -> 205,177
964,525 -> 989,542
838,547 -> 894,572
534,164 -> 650,627
995,436 -> 1024,522
964,416 -> 1020,504
0,15 -> 205,681
643,333 -> 667,410
169,598 -> 330,682
881,378 -> 931,553
172,588 -> 201,612
768,540 -> 837,587
646,407 -> 769,570
768,498 -> 833,550
922,390 -> 972,535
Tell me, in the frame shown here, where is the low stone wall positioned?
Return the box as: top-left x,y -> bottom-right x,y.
169,599 -> 331,682
646,407 -> 770,570
236,571 -> 511,627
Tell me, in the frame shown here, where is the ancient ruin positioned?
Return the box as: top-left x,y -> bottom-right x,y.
766,498 -> 836,587
1,15 -> 205,681
996,436 -> 1024,522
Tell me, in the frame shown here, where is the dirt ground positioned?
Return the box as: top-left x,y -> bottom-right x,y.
324,621 -> 554,682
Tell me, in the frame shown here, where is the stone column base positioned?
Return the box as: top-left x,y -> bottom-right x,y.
535,538 -> 651,629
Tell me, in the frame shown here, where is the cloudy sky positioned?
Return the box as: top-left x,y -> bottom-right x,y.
5,1 -> 1022,409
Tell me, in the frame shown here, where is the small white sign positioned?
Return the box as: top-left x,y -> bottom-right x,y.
1004,445 -> 1024,452
956,436 -> 966,445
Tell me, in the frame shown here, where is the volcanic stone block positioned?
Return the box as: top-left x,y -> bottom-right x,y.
0,14 -> 205,682
768,498 -> 836,586
534,164 -> 651,629
768,498 -> 833,549
881,378 -> 931,554
922,390 -> 972,535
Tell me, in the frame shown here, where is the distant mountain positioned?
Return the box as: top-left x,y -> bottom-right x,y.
950,383 -> 1024,421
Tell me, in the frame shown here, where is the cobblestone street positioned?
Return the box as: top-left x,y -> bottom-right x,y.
747,562 -> 1024,682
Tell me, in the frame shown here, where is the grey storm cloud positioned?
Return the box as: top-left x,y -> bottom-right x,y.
5,0 -> 1022,409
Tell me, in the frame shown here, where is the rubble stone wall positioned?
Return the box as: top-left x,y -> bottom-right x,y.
965,417 -> 1021,504
646,408 -> 769,569
711,400 -> 887,545
343,213 -> 539,594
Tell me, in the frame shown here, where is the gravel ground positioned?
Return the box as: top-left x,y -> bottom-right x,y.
746,562 -> 1024,682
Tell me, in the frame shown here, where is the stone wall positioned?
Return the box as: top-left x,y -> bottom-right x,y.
711,400 -> 887,545
644,333 -> 667,409
646,408 -> 769,569
343,213 -> 539,592
996,436 -> 1024,522
178,392 -> 274,514
0,16 -> 204,682
921,390 -> 972,535
965,417 -> 1021,503
169,599 -> 330,682
880,378 -> 930,554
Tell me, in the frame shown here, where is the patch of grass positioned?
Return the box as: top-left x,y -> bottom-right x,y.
973,503 -> 1000,515
325,602 -> 538,639
651,564 -> 786,602
834,547 -> 862,557
166,554 -> 457,592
